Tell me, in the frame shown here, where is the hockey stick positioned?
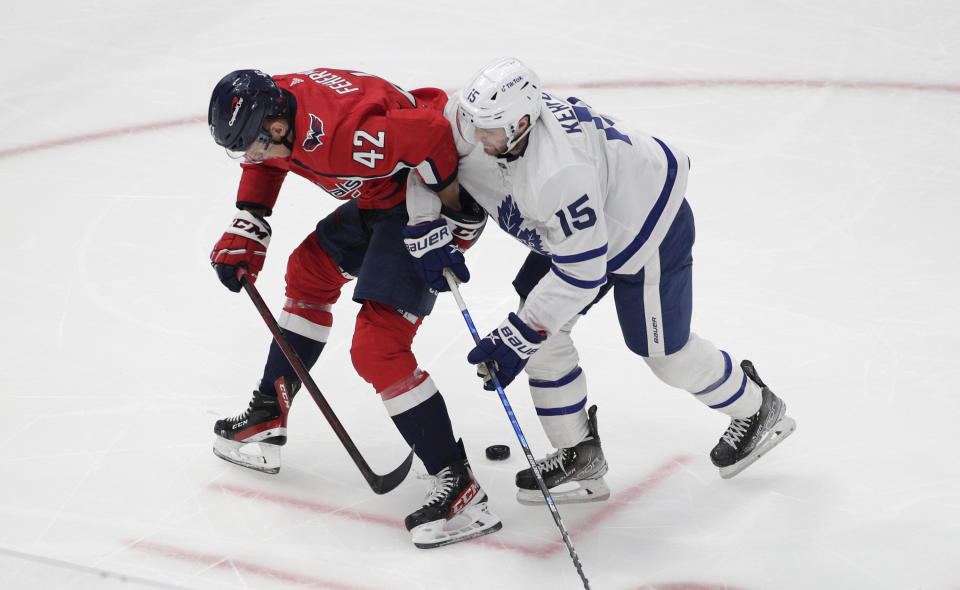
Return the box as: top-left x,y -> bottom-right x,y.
238,271 -> 414,495
443,271 -> 591,590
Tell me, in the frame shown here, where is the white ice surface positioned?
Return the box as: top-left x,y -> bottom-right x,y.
2,2 -> 959,589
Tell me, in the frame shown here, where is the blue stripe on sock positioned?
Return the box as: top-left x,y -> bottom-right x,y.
693,351 -> 732,396
529,367 -> 583,389
536,397 -> 587,416
709,374 -> 748,409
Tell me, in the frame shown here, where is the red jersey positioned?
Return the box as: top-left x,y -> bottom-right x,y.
235,68 -> 457,213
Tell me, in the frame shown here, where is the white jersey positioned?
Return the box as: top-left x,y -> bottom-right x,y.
409,92 -> 690,336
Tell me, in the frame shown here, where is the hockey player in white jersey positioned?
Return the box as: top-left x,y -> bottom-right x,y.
404,57 -> 796,502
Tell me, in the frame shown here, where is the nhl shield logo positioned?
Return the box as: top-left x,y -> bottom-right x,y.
302,114 -> 325,152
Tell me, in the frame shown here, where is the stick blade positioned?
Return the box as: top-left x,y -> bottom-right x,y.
367,447 -> 415,495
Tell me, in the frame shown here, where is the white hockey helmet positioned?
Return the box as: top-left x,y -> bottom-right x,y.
456,57 -> 542,152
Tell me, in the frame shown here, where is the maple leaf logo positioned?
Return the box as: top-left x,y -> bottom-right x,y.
497,195 -> 545,254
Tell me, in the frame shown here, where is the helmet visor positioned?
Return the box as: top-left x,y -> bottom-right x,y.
455,102 -> 480,145
459,101 -> 526,155
225,128 -> 273,163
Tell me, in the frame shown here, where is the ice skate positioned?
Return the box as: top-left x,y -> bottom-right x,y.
516,404 -> 610,505
710,360 -> 796,479
212,378 -> 296,474
405,441 -> 502,549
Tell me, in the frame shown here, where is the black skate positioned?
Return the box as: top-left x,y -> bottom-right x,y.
212,377 -> 297,474
516,404 -> 610,505
405,441 -> 502,549
710,360 -> 796,479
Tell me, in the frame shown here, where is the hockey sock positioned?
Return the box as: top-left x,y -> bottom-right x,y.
529,366 -> 591,449
644,334 -> 762,419
390,391 -> 460,475
690,350 -> 762,419
258,331 -> 325,395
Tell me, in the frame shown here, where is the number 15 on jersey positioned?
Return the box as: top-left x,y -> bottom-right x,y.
555,194 -> 597,237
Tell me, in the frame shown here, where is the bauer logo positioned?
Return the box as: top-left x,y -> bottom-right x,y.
405,226 -> 449,255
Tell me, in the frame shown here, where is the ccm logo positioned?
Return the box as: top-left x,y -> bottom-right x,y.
451,226 -> 480,240
232,218 -> 269,241
450,480 -> 480,514
275,380 -> 291,412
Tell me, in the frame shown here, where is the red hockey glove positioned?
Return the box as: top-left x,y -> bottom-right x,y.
210,210 -> 272,292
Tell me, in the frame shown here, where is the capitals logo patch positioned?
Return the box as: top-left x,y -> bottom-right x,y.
302,114 -> 325,152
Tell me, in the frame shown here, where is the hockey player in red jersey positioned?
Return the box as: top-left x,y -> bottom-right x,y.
207,68 -> 500,548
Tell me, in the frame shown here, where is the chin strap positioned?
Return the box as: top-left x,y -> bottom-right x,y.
273,129 -> 294,150
497,134 -> 531,160
503,116 -> 537,153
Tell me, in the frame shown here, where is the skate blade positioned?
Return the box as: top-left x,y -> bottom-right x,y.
411,503 -> 502,549
213,438 -> 281,474
719,415 -> 797,479
516,478 -> 611,505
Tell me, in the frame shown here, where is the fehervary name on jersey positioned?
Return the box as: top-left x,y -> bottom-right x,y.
297,70 -> 360,95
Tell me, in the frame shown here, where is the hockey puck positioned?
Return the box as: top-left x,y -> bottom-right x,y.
485,444 -> 510,461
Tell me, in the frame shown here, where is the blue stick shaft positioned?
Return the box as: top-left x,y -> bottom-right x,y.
443,271 -> 590,590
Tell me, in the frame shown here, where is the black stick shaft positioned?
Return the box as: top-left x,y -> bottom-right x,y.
239,273 -> 413,494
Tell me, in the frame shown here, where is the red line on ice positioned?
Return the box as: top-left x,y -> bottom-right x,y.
2,77 -> 956,160
213,482 -> 403,528
566,77 -> 960,93
128,539 -> 375,590
210,455 -> 693,559
0,115 -> 205,159
209,480 -> 543,557
163,458 -> 746,589
488,455 -> 694,558
560,455 -> 693,540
